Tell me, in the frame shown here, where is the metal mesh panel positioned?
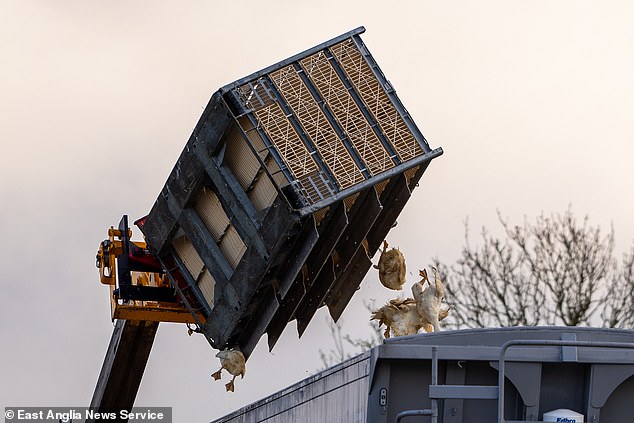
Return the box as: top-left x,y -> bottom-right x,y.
404,165 -> 420,187
237,116 -> 290,187
330,40 -> 423,162
253,101 -> 319,182
269,65 -> 363,189
228,31 -> 431,210
342,192 -> 360,211
312,206 -> 329,227
373,178 -> 390,198
300,51 -> 395,176
298,170 -> 337,204
235,80 -> 276,111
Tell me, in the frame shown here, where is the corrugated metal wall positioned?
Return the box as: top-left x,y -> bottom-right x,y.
212,352 -> 370,423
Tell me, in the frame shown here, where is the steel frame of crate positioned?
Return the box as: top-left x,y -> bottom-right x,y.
222,26 -> 442,213
140,27 -> 443,358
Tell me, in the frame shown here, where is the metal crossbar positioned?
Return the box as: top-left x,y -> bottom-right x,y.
269,66 -> 362,189
497,339 -> 634,423
429,385 -> 499,400
395,346 -> 438,423
395,339 -> 634,423
228,31 -> 435,210
300,50 -> 394,176
159,254 -> 215,350
331,39 -> 424,162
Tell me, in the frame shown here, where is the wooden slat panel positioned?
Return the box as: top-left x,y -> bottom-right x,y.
300,51 -> 394,176
194,136 -> 264,251
248,169 -> 278,211
197,270 -> 215,305
172,235 -> 215,305
239,117 -> 268,155
160,252 -> 212,316
219,225 -> 247,269
193,180 -> 250,269
204,197 -> 299,348
254,102 -> 318,180
172,235 -> 204,280
330,40 -> 423,162
142,92 -> 232,254
195,188 -> 229,241
178,208 -> 233,286
237,116 -> 289,188
224,126 -> 261,190
269,65 -> 363,189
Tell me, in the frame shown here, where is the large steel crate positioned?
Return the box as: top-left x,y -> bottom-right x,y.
140,27 -> 443,356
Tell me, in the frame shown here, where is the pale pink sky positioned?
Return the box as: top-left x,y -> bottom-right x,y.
1,1 -> 633,421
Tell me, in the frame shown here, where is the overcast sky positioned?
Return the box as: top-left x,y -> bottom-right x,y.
2,1 -> 634,421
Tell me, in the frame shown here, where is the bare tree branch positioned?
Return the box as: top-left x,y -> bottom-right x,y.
439,209 -> 619,328
601,245 -> 634,328
319,300 -> 383,369
322,209 -> 633,367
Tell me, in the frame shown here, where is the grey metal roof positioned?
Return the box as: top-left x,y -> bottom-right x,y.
212,327 -> 634,423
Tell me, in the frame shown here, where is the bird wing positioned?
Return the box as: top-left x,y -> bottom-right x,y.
391,306 -> 422,336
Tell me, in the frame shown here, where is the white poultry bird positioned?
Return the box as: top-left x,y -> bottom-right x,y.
422,306 -> 451,333
211,347 -> 246,392
373,240 -> 407,290
371,297 -> 451,338
370,298 -> 422,338
412,268 -> 446,332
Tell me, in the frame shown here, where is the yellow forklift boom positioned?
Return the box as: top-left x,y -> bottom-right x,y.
96,215 -> 204,324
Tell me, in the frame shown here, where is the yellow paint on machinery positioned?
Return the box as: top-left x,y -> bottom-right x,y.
96,225 -> 204,324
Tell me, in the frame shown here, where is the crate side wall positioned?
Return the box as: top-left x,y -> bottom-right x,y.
212,354 -> 370,422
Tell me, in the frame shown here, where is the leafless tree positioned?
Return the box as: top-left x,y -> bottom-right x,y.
436,209 -> 630,328
600,246 -> 634,328
321,209 -> 634,368
319,300 -> 383,368
433,221 -> 547,328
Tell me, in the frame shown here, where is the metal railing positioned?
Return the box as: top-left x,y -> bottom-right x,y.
394,346 -> 438,423
395,338 -> 634,423
497,339 -> 634,423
